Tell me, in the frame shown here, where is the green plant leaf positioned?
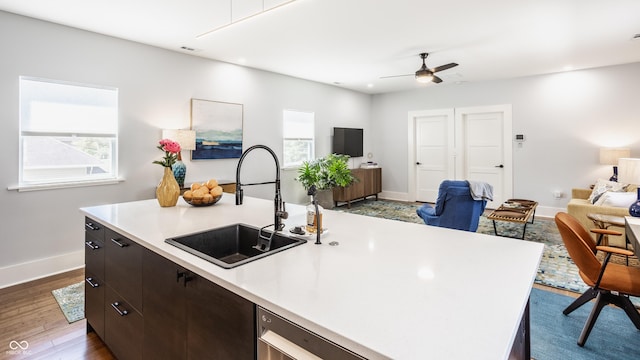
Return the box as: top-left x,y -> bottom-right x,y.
295,153 -> 355,190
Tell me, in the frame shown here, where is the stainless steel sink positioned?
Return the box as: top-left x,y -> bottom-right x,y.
165,223 -> 306,269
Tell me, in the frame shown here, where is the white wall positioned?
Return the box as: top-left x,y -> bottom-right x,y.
0,11 -> 372,287
371,63 -> 640,215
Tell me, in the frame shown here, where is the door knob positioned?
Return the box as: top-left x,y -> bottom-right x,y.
495,164 -> 504,168
416,162 -> 421,165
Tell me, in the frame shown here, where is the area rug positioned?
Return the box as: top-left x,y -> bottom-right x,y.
530,287 -> 640,360
335,199 -> 639,295
51,281 -> 85,323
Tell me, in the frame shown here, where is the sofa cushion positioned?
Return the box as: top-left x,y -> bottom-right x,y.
594,191 -> 637,208
587,178 -> 629,204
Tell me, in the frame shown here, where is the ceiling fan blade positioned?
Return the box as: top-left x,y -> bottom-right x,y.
430,63 -> 458,73
379,74 -> 413,79
432,75 -> 443,84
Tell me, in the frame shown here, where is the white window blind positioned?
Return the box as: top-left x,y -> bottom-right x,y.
282,110 -> 314,168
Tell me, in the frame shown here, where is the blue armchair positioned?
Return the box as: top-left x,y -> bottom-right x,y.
416,180 -> 487,232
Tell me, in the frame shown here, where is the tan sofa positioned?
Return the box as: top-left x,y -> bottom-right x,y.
567,187 -> 636,247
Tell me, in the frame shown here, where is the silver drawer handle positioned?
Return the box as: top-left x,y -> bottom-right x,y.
110,238 -> 129,248
111,302 -> 129,316
85,241 -> 100,250
85,222 -> 100,231
85,277 -> 100,288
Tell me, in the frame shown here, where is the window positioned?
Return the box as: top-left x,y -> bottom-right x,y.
19,77 -> 118,188
282,110 -> 314,168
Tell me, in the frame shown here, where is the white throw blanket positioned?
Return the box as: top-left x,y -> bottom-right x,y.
468,181 -> 494,201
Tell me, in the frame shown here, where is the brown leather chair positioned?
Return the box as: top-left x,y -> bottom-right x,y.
555,212 -> 640,346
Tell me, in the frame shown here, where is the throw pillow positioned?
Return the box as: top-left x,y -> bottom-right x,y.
594,191 -> 637,208
588,179 -> 629,204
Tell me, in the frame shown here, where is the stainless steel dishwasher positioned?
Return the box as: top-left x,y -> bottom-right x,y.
257,307 -> 366,360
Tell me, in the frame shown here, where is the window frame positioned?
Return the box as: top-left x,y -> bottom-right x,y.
282,109 -> 315,169
16,76 -> 120,191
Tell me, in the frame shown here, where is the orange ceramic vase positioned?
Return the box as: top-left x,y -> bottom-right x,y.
156,167 -> 180,207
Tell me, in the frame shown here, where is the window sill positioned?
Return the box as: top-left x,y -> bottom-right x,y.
8,178 -> 125,192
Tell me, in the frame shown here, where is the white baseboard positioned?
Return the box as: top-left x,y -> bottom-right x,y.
532,205 -> 565,219
379,191 -> 409,202
0,250 -> 84,289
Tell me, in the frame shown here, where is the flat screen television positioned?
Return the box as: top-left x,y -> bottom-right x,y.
333,127 -> 363,157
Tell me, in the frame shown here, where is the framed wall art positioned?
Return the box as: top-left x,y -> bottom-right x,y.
190,99 -> 243,160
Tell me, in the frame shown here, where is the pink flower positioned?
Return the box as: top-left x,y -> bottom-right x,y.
161,139 -> 181,154
153,139 -> 181,167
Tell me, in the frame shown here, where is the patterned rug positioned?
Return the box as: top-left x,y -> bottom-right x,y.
336,199 -> 639,295
52,282 -> 85,323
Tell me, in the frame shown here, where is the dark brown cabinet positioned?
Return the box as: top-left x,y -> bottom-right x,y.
105,228 -> 142,312
84,218 -> 105,339
142,249 -> 188,359
142,249 -> 256,360
333,167 -> 382,208
85,221 -> 143,360
86,219 -> 257,359
104,286 -> 143,360
186,271 -> 255,359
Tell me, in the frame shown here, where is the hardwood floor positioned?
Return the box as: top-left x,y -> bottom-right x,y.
0,269 -> 114,360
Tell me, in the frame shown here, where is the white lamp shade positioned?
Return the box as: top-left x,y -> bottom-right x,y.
162,129 -> 196,151
599,148 -> 631,165
618,158 -> 640,185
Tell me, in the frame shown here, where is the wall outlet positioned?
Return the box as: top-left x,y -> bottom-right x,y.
553,190 -> 563,199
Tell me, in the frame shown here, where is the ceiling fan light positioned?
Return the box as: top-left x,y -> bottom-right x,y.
415,71 -> 433,83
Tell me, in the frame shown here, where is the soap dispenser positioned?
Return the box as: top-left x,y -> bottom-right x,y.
306,203 -> 323,234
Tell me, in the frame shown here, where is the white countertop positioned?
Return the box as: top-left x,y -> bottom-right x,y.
626,216 -> 640,230
81,195 -> 543,359
626,216 -> 640,248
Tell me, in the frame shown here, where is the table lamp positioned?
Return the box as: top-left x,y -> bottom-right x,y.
600,148 -> 630,182
618,158 -> 640,217
162,129 -> 196,188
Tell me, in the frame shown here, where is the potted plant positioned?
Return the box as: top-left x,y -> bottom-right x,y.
296,153 -> 356,208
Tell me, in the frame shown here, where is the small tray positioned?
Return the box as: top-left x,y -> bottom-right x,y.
289,226 -> 328,239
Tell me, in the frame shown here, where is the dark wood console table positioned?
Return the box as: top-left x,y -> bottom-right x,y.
333,167 -> 381,208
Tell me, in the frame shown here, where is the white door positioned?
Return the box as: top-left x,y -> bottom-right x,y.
408,109 -> 455,203
455,105 -> 513,207
408,105 -> 512,206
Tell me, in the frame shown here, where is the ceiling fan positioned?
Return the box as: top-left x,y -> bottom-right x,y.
380,53 -> 458,83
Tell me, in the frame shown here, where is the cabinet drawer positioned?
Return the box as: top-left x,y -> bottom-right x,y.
84,217 -> 104,241
105,228 -> 142,312
105,286 -> 143,360
85,234 -> 105,280
84,272 -> 105,340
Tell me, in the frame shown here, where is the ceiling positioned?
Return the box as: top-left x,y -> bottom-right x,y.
1,0 -> 639,94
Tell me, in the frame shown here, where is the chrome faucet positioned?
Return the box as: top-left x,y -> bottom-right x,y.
235,145 -> 288,233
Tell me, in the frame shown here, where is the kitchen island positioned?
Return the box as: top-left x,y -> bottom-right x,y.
81,195 -> 543,359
